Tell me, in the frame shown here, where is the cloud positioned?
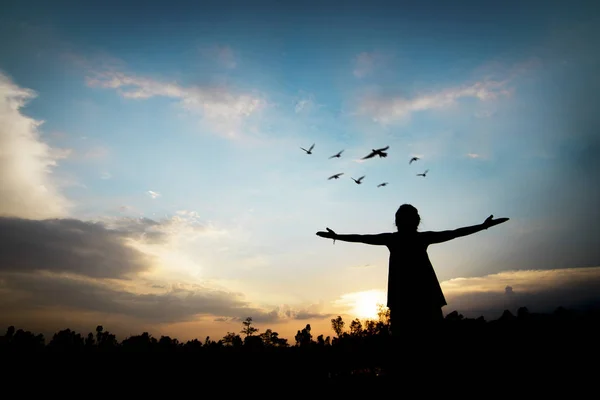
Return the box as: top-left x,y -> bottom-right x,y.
100,172 -> 111,180
100,211 -> 228,246
0,213 -> 315,330
243,303 -> 330,324
466,153 -> 481,159
0,217 -> 153,279
0,271 -> 329,327
355,58 -> 541,124
146,190 -> 160,199
85,66 -> 264,138
353,51 -> 385,78
441,267 -> 600,318
357,79 -> 512,124
0,272 -> 256,324
0,71 -> 71,219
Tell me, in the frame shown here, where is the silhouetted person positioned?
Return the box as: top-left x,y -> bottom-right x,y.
316,204 -> 508,364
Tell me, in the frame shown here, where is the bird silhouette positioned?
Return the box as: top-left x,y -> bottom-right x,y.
300,143 -> 315,154
377,182 -> 388,187
328,173 -> 344,180
409,157 -> 420,164
361,146 -> 389,160
351,176 -> 365,184
417,169 -> 429,177
329,150 -> 344,159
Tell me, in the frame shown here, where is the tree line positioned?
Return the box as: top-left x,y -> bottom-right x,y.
2,305 -> 599,381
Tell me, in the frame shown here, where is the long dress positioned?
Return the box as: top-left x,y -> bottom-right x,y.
385,231 -> 447,323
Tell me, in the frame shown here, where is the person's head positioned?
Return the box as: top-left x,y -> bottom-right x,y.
395,204 -> 420,232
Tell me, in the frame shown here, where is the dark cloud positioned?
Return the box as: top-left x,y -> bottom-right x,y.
0,272 -> 330,326
295,310 -> 331,320
444,268 -> 600,319
0,272 -> 248,323
104,217 -> 167,244
0,216 -> 329,331
0,217 -> 152,278
103,214 -> 216,244
245,305 -> 330,324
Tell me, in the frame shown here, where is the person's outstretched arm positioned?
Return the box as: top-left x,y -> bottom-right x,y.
422,215 -> 509,245
316,228 -> 392,246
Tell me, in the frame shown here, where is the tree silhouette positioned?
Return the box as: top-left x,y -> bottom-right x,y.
295,324 -> 313,347
222,332 -> 243,347
316,334 -> 331,346
48,329 -> 85,351
240,317 -> 259,337
331,316 -> 345,337
259,328 -> 288,347
376,304 -> 390,324
85,332 -> 95,348
349,319 -> 363,336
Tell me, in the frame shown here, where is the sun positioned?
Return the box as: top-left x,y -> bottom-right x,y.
350,290 -> 387,320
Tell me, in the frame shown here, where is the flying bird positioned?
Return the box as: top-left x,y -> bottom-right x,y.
377,182 -> 388,187
409,157 -> 420,164
329,150 -> 344,159
300,143 -> 315,154
417,169 -> 429,177
328,173 -> 344,180
351,176 -> 365,184
361,146 -> 389,160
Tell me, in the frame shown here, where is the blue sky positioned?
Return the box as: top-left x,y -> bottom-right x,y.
1,0 -> 599,341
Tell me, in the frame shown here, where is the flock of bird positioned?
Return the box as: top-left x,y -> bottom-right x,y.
299,143 -> 429,188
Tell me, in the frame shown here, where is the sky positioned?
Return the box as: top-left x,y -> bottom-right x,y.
1,0 -> 599,342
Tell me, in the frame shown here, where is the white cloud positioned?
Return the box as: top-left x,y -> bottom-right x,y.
100,171 -> 111,179
357,79 -> 512,124
85,68 -> 265,139
0,71 -> 71,219
466,153 -> 481,159
147,190 -> 160,199
100,211 -> 228,247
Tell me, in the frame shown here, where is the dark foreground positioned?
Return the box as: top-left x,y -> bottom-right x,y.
2,308 -> 598,392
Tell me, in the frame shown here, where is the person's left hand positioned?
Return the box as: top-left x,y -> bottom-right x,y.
483,215 -> 509,229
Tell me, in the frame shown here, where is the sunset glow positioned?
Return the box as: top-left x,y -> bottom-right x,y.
1,1 -> 598,342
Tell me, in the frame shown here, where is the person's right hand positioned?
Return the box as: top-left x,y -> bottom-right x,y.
316,227 -> 337,239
